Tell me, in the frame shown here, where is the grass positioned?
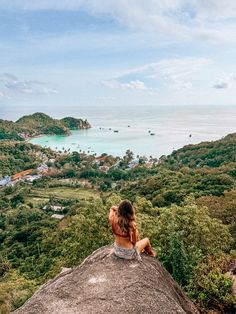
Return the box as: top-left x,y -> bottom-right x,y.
25,186 -> 100,207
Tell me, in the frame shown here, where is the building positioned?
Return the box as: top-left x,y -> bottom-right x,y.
11,169 -> 33,181
37,164 -> 48,173
43,205 -> 65,212
0,176 -> 11,187
51,214 -> 64,220
128,159 -> 139,169
94,156 -> 107,164
25,175 -> 41,183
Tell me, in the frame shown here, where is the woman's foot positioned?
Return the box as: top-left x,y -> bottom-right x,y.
144,248 -> 156,257
149,250 -> 156,257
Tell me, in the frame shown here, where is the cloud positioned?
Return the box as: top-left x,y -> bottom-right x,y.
1,1 -> 236,43
213,81 -> 228,89
147,57 -> 212,81
0,73 -> 58,95
212,74 -> 236,89
0,91 -> 10,99
173,81 -> 193,90
102,79 -> 147,90
111,57 -> 212,90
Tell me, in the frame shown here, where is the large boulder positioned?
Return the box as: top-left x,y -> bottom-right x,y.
13,246 -> 199,314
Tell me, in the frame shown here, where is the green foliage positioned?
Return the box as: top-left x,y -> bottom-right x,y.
105,194 -> 122,209
60,117 -> 90,130
0,113 -> 91,142
165,233 -> 190,285
122,166 -> 235,206
163,133 -> 236,169
0,141 -> 53,177
155,201 -> 232,257
0,270 -> 37,313
149,199 -> 233,293
186,254 -> 235,312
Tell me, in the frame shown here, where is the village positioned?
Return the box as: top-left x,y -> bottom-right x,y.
0,150 -> 159,189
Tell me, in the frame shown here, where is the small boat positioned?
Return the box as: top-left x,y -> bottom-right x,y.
128,125 -> 131,127
150,133 -> 155,136
114,130 -> 119,133
148,130 -> 151,133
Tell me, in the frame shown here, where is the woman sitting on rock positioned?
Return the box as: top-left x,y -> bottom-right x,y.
109,199 -> 156,260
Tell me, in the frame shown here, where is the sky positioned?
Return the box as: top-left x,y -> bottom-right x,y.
0,0 -> 236,109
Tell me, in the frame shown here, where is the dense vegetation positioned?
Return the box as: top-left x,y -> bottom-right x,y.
61,117 -> 91,130
163,133 -> 236,168
0,141 -> 55,177
0,112 -> 91,141
0,132 -> 236,313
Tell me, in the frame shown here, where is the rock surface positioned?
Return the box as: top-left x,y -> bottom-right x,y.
13,246 -> 199,314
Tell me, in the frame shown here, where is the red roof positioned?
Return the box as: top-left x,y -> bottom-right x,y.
12,169 -> 33,180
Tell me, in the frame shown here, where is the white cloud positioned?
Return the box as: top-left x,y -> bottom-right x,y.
112,57 -> 212,90
1,1 -> 236,43
0,73 -> 58,95
0,91 -> 10,99
102,79 -> 147,90
173,81 -> 193,90
149,57 -> 212,81
212,73 -> 236,89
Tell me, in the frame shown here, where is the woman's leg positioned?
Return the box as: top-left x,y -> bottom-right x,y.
135,237 -> 156,257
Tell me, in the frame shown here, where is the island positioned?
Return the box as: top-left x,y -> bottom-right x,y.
0,112 -> 91,141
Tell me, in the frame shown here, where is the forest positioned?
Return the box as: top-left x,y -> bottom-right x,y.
0,112 -> 91,141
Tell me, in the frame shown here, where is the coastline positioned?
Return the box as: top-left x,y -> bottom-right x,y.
28,128 -> 235,159
25,134 -> 45,142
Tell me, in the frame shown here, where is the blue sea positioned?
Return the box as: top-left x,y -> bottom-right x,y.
1,105 -> 236,158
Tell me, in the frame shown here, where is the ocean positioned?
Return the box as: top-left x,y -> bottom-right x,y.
1,105 -> 236,158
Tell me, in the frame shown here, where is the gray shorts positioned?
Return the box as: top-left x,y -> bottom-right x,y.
113,243 -> 141,261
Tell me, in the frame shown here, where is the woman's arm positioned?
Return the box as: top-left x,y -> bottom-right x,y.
108,206 -> 118,225
129,222 -> 140,245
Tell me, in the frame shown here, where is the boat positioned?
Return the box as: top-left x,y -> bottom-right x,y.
150,133 -> 155,136
114,130 -> 119,133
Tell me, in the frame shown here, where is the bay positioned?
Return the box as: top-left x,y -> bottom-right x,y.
25,105 -> 236,158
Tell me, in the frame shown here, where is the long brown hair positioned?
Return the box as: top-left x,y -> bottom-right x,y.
117,200 -> 136,232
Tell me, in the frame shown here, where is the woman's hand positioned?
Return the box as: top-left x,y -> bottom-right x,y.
108,205 -> 118,224
110,205 -> 118,212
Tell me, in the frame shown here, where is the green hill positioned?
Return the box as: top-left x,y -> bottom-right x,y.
163,133 -> 236,168
0,113 -> 91,141
61,117 -> 91,130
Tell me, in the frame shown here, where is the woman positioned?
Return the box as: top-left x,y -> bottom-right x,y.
109,199 -> 156,260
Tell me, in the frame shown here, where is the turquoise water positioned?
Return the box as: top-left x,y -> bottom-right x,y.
25,105 -> 236,158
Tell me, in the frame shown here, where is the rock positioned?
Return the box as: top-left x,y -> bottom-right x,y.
13,246 -> 199,314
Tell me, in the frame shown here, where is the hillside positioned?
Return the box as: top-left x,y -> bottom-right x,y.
13,246 -> 199,314
1,134 -> 236,313
61,116 -> 91,130
0,113 -> 91,141
163,133 -> 236,168
0,141 -> 55,177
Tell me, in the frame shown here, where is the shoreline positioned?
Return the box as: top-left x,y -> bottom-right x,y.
27,128 -> 231,159
25,134 -> 45,142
